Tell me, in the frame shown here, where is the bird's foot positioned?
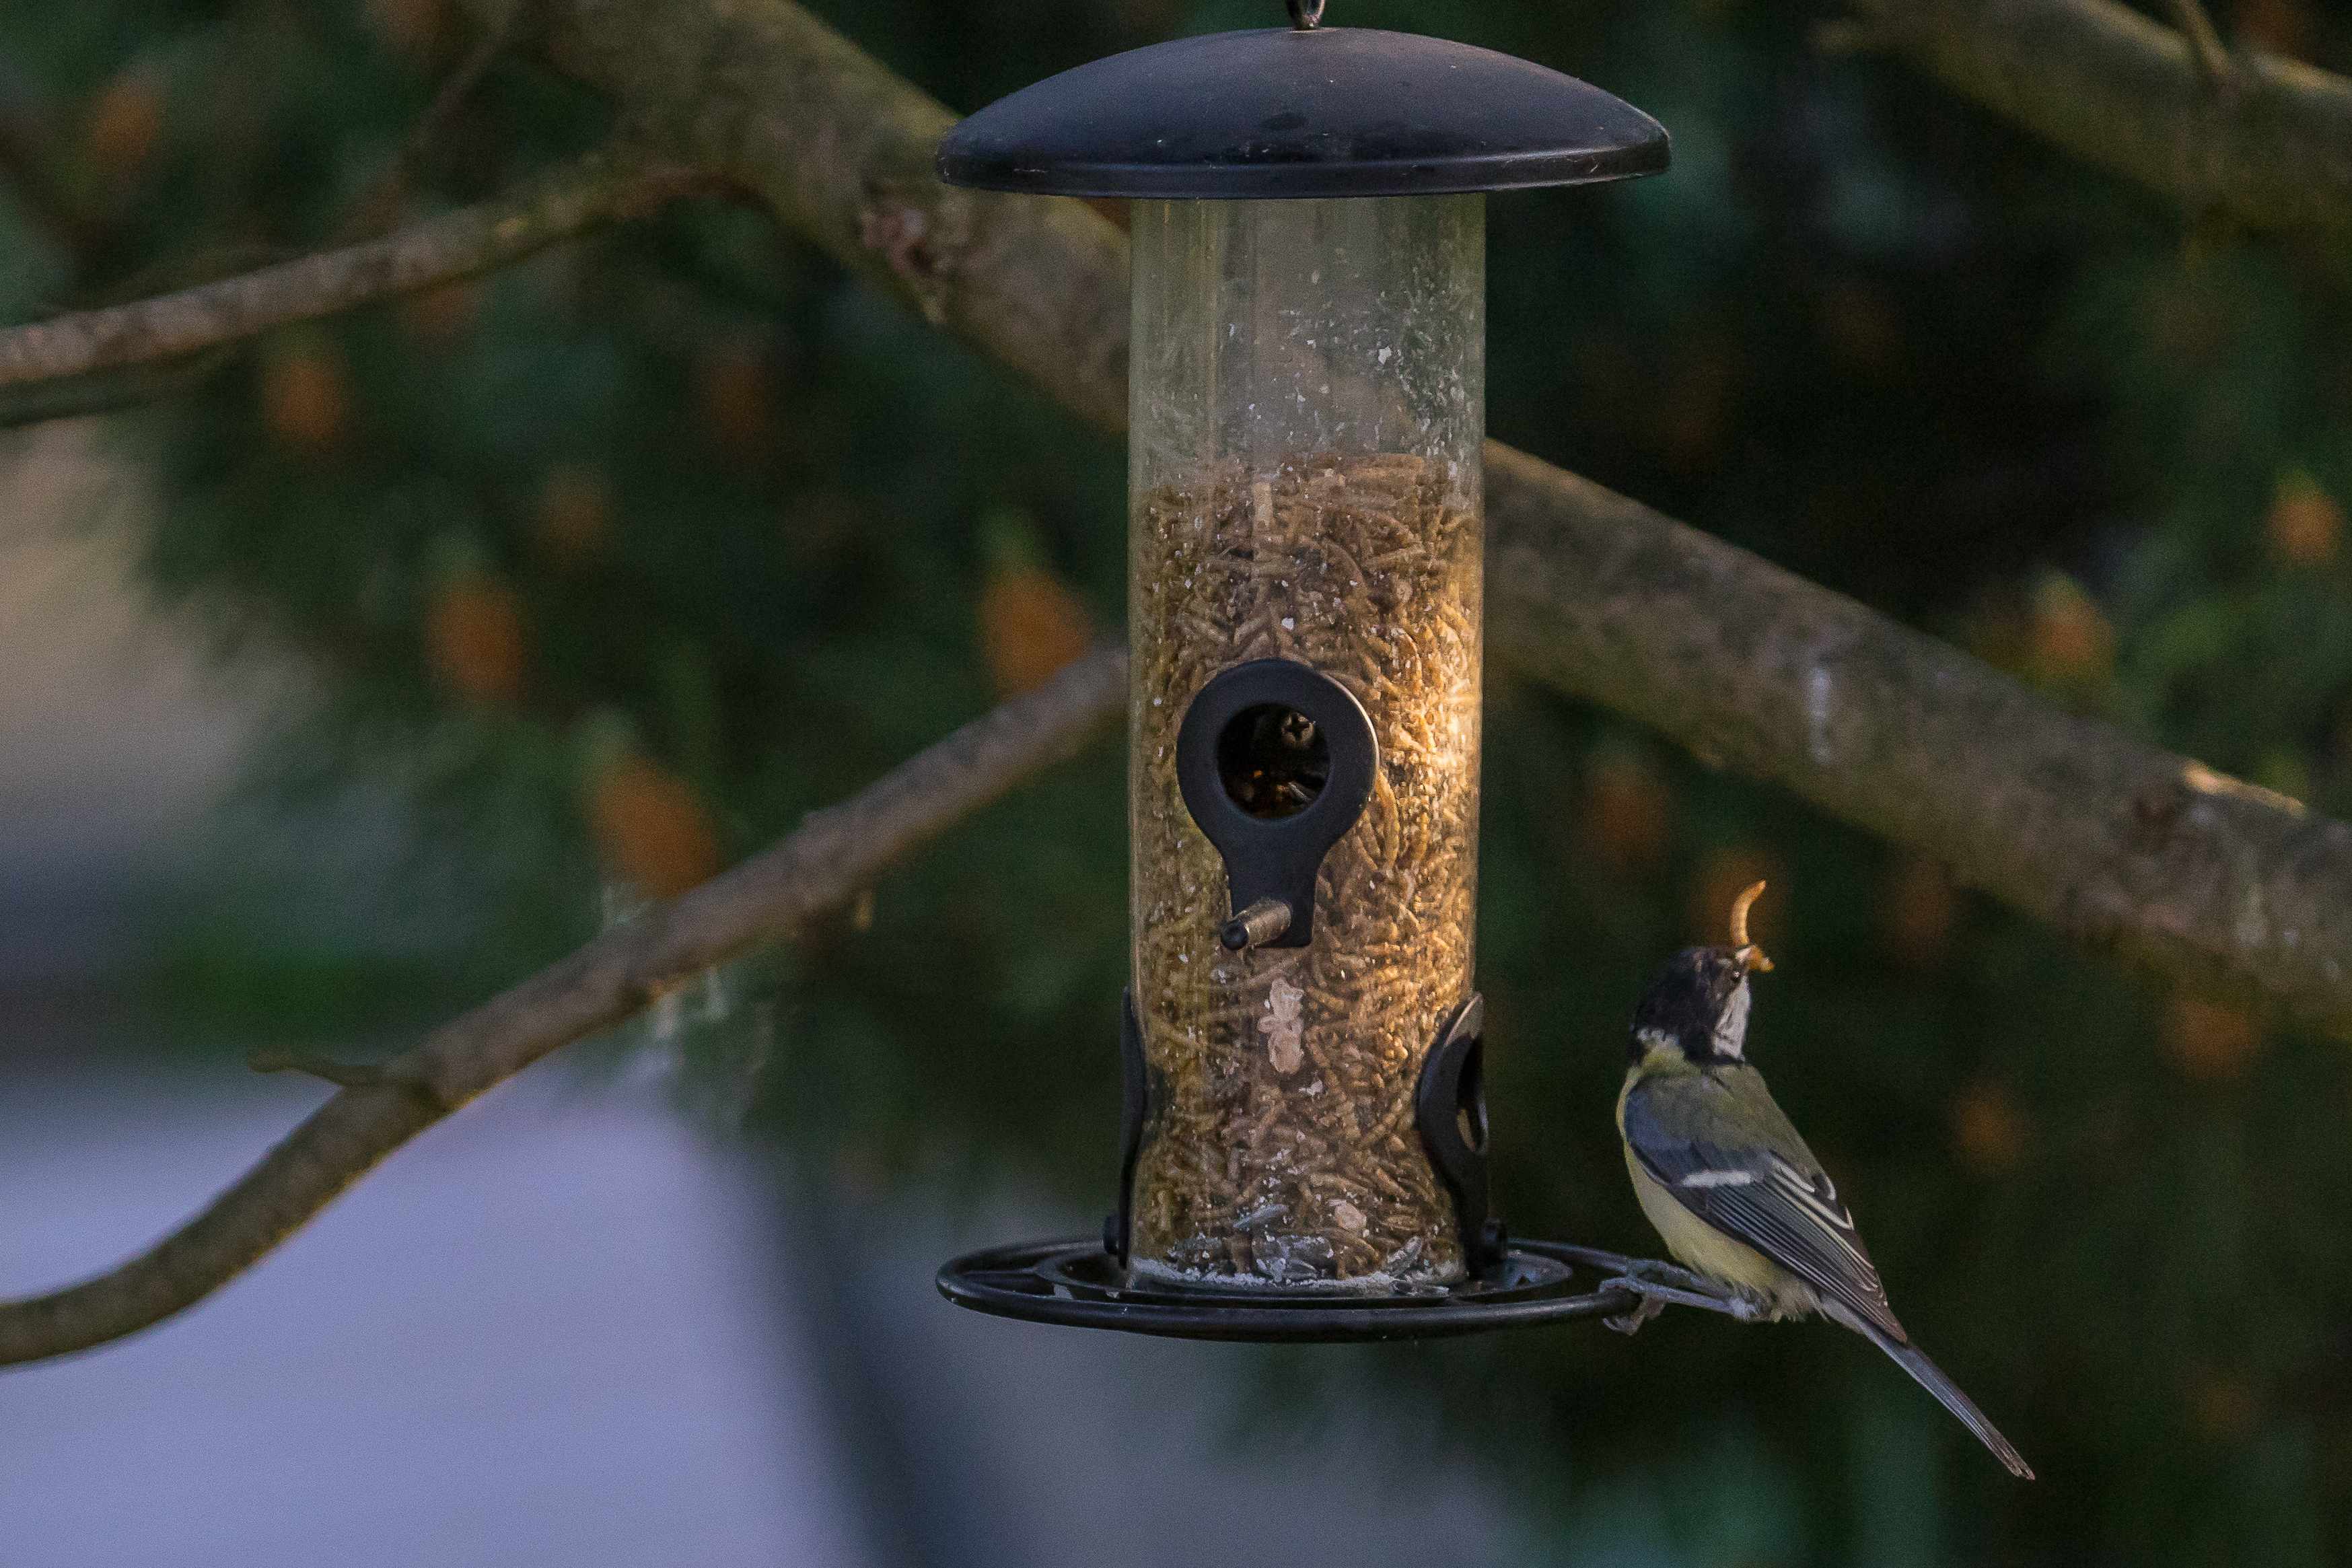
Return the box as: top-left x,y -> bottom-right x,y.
1597,1260 -> 1762,1332
1603,1292 -> 1665,1335
1619,1258 -> 1713,1292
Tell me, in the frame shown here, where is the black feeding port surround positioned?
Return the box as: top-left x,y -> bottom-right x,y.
1174,659 -> 1377,950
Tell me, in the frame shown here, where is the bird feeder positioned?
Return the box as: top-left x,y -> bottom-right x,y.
935,6 -> 1668,1340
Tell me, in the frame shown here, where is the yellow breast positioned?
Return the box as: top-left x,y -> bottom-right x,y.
1616,1067 -> 1816,1314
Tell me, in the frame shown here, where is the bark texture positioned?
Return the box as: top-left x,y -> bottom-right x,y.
1849,0 -> 2352,238
1483,448 -> 2352,1032
0,148 -> 703,389
516,0 -> 1131,429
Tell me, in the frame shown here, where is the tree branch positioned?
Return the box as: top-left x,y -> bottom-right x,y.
0,144 -> 711,391
496,0 -> 1131,432
19,0 -> 2352,1367
1483,450 -> 2352,1036
0,647 -> 1125,1367
482,0 -> 2352,1037
1846,0 -> 2352,239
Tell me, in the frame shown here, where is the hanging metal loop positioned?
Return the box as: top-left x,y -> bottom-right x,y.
1287,0 -> 1324,29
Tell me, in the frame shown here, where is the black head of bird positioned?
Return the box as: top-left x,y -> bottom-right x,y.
1629,880 -> 1773,1066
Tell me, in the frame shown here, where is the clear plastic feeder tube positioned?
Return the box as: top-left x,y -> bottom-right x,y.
1127,194 -> 1485,1287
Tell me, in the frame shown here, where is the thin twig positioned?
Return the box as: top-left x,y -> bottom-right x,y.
247,1050 -> 445,1103
2167,0 -> 2236,89
2162,0 -> 2240,238
0,647 -> 1125,1368
0,143 -> 713,391
336,7 -> 522,243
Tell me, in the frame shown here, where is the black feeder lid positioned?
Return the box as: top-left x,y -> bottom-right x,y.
935,25 -> 1668,199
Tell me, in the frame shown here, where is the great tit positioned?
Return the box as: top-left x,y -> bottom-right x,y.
1612,882 -> 2034,1480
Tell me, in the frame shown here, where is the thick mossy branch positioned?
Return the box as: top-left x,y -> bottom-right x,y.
0,145 -> 707,390
0,649 -> 1125,1367
1482,450 -> 2352,1036
1848,0 -> 2352,238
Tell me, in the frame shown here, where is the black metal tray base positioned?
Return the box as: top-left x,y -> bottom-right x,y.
937,1237 -> 1641,1342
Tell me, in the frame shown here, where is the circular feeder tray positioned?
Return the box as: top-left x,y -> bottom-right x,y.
937,1237 -> 1641,1343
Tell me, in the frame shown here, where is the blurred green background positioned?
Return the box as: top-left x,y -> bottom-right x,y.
3,0 -> 2350,1561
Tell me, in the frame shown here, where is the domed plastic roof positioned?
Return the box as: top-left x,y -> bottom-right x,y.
936,26 -> 1668,200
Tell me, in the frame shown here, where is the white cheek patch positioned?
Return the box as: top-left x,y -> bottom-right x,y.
1636,1026 -> 1676,1055
1676,1169 -> 1759,1188
1712,981 -> 1751,1059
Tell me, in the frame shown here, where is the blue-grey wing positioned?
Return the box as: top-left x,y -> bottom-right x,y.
1623,1071 -> 1904,1342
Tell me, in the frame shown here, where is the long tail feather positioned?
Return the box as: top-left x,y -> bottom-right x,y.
1826,1304 -> 2034,1479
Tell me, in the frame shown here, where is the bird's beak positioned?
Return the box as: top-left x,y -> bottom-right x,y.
1734,943 -> 1773,974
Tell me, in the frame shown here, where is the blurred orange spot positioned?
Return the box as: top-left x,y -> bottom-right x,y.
978,565 -> 1094,697
81,71 -> 163,186
1691,846 -> 1782,949
1950,1080 -> 2029,1176
2164,995 -> 2264,1082
424,576 -> 528,706
260,346 -> 353,454
1882,855 -> 1957,969
697,346 -> 772,463
2185,1365 -> 2258,1441
590,755 -> 722,900
2267,470 -> 2341,567
534,464 -> 614,566
1582,752 -> 1671,871
2025,571 -> 2113,688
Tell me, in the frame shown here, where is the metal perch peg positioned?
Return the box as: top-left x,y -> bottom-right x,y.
1220,897 -> 1293,951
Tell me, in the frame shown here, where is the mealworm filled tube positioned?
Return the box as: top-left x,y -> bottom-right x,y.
1127,194 -> 1485,1288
